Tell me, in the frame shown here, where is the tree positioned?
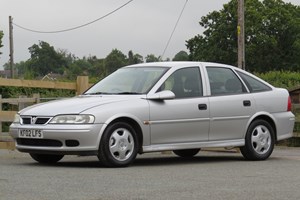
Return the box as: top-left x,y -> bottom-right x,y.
172,51 -> 189,61
86,56 -> 105,80
186,0 -> 300,72
128,50 -> 143,64
0,31 -> 3,56
27,41 -> 67,77
145,54 -> 161,62
65,58 -> 92,80
57,48 -> 77,67
105,49 -> 127,75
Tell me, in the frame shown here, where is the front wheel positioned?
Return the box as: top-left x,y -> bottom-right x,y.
240,119 -> 275,161
30,153 -> 64,164
98,122 -> 139,167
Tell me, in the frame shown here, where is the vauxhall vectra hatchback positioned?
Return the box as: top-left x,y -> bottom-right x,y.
10,62 -> 295,167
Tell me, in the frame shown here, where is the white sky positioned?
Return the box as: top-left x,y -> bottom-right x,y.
0,0 -> 299,69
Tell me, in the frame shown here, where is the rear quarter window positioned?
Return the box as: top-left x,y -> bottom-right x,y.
237,71 -> 272,93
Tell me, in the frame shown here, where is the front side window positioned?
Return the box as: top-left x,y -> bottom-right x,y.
158,67 -> 203,98
207,67 -> 246,96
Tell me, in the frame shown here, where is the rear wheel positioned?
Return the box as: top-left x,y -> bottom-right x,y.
98,122 -> 139,167
30,153 -> 64,164
240,119 -> 274,160
173,149 -> 200,158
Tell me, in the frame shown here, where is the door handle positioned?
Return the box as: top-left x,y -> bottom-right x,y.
198,104 -> 207,110
243,100 -> 251,107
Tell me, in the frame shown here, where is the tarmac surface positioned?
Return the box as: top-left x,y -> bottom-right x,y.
1,147 -> 300,200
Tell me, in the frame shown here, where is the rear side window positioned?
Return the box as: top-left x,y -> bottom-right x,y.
237,71 -> 272,93
207,67 -> 247,96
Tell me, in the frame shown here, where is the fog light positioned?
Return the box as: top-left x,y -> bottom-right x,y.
65,140 -> 80,147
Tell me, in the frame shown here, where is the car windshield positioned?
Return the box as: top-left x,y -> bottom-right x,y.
84,67 -> 169,95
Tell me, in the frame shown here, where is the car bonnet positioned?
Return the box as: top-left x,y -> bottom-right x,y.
18,95 -> 135,116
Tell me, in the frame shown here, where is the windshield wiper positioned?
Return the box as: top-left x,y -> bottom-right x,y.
84,92 -> 142,95
114,92 -> 142,95
84,92 -> 112,95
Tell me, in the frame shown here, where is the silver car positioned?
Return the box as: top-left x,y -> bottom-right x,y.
9,62 -> 295,167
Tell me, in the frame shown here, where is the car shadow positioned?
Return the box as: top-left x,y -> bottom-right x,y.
22,153 -> 248,168
133,154 -> 245,167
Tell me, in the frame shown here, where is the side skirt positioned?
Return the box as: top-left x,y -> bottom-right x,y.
142,139 -> 245,153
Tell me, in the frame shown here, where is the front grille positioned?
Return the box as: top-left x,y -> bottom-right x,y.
21,116 -> 51,125
22,118 -> 31,124
16,138 -> 63,147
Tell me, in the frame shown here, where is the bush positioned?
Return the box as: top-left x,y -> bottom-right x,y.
255,71 -> 300,89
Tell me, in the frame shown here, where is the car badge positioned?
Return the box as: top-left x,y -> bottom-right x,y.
31,116 -> 37,124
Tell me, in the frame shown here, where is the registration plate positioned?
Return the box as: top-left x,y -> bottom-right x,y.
19,129 -> 43,139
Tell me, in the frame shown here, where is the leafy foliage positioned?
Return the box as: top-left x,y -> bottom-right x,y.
186,0 -> 300,72
105,49 -> 128,75
145,54 -> 161,62
0,86 -> 75,132
172,51 -> 189,61
0,31 -> 3,56
0,86 -> 74,99
9,40 -> 182,81
128,50 -> 143,65
27,41 -> 68,76
255,71 -> 300,89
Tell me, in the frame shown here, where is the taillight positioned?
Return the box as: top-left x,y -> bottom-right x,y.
287,96 -> 292,112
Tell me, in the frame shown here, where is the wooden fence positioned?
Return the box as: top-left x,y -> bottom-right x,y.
0,76 -> 90,95
0,76 -> 91,149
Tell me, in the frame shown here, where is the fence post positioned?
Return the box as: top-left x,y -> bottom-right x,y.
0,95 -> 2,135
33,93 -> 40,104
18,95 -> 27,110
76,76 -> 89,95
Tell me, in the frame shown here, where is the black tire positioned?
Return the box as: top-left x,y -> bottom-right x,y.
98,122 -> 139,167
173,149 -> 200,158
240,119 -> 275,161
30,153 -> 64,164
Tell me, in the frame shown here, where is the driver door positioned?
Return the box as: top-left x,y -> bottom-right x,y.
148,67 -> 209,144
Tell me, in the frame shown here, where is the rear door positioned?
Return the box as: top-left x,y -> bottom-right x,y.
206,67 -> 256,141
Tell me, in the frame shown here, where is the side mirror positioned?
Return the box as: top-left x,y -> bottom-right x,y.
146,90 -> 175,100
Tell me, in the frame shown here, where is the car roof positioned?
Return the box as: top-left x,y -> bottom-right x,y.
125,61 -> 237,69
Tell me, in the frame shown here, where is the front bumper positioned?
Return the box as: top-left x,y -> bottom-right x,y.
9,123 -> 105,155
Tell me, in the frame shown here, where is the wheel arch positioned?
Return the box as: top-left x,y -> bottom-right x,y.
247,114 -> 277,141
106,117 -> 144,153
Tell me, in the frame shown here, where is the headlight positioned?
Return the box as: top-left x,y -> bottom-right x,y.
13,114 -> 21,124
49,115 -> 95,124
